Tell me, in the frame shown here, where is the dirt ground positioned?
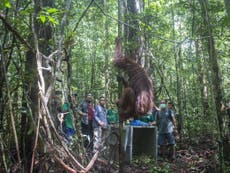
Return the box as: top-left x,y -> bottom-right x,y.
29,134 -> 225,173
92,135 -> 220,173
121,136 -> 219,173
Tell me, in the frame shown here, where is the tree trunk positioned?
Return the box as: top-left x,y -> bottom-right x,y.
21,0 -> 54,172
21,50 -> 38,173
171,4 -> 183,137
195,41 -> 209,118
117,0 -> 124,172
125,0 -> 144,62
175,46 -> 183,136
104,0 -> 110,102
118,0 -> 123,99
199,0 -> 227,172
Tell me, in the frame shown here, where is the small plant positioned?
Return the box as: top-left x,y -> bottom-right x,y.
151,162 -> 172,173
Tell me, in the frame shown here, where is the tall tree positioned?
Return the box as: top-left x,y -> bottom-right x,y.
104,0 -> 110,101
199,0 -> 227,172
171,2 -> 183,137
21,0 -> 54,172
125,0 -> 144,62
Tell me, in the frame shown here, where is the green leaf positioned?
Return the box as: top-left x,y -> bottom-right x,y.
40,15 -> 46,24
47,8 -> 59,14
48,16 -> 58,25
1,0 -> 11,8
5,1 -> 11,8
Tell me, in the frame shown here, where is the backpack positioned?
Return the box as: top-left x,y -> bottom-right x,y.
156,109 -> 173,125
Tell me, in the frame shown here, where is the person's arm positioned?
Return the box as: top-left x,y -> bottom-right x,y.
77,102 -> 87,117
171,113 -> 178,135
155,112 -> 159,127
62,103 -> 69,113
172,116 -> 177,128
171,111 -> 176,128
94,106 -> 104,126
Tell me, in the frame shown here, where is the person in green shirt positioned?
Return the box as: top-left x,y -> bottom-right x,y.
139,106 -> 158,125
107,104 -> 119,124
61,102 -> 75,141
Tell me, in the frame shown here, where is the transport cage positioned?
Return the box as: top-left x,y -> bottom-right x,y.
102,125 -> 158,163
123,126 -> 158,162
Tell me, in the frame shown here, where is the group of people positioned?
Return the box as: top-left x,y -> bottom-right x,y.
58,93 -> 111,153
78,94 -> 109,153
58,93 -> 177,160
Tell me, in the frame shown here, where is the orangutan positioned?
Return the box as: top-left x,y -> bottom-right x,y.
114,38 -> 154,120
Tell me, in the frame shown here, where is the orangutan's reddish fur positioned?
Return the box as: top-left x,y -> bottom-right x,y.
114,38 -> 154,120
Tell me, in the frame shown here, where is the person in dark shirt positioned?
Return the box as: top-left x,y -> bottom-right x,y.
78,93 -> 94,146
156,100 -> 177,160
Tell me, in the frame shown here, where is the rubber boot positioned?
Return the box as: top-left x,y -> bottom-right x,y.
168,145 -> 175,161
159,145 -> 166,159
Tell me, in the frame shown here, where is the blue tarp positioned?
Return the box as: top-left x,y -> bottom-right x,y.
130,120 -> 150,126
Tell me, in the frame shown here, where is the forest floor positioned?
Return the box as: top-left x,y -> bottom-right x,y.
30,133 -> 227,173
92,134 -> 220,173
121,135 -> 219,173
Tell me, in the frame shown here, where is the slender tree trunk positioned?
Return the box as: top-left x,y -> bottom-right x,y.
171,3 -> 183,137
195,41 -> 209,118
117,0 -> 124,172
0,60 -> 4,129
90,42 -> 96,93
175,46 -> 183,136
199,0 -> 226,172
104,0 -> 110,101
118,0 -> 123,99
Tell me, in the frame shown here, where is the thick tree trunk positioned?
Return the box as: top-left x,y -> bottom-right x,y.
21,50 -> 38,173
125,0 -> 144,62
21,0 -> 53,172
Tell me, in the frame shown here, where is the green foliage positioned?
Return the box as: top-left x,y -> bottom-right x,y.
0,0 -> 11,9
38,7 -> 60,25
151,164 -> 172,173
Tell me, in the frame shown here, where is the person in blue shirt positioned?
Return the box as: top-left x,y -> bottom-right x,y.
93,96 -> 108,153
